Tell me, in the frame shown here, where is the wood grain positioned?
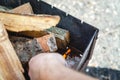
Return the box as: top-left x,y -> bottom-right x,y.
0,22 -> 25,80
0,11 -> 60,32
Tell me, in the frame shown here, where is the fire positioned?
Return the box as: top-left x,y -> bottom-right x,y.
63,49 -> 71,59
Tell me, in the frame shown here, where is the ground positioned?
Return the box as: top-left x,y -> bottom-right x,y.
42,0 -> 120,79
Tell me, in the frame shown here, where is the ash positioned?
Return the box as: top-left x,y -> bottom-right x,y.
66,56 -> 81,69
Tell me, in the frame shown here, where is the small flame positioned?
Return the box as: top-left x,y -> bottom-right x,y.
63,49 -> 71,59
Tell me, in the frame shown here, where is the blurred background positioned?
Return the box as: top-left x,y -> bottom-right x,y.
42,0 -> 120,80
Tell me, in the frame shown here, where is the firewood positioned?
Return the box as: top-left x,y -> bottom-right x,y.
36,34 -> 58,52
0,11 -> 60,32
10,2 -> 33,14
46,27 -> 70,49
10,36 -> 43,64
10,34 -> 57,63
19,27 -> 70,49
0,22 -> 25,80
9,4 -> 69,49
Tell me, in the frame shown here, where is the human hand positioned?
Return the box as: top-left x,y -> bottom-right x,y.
28,53 -> 67,80
29,53 -> 98,80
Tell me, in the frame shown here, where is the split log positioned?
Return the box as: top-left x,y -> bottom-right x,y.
10,2 -> 33,14
0,22 -> 25,80
10,36 -> 43,64
46,27 -> 70,49
19,27 -> 70,49
10,34 -> 57,64
9,4 -> 69,49
36,34 -> 58,52
0,11 -> 60,32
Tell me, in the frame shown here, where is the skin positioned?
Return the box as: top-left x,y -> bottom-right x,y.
29,53 -> 98,80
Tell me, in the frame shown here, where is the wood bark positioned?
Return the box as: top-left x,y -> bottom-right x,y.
20,27 -> 70,49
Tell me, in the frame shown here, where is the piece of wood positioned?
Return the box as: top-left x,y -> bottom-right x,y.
8,4 -> 69,49
10,2 -> 33,14
19,27 -> 70,49
0,11 -> 60,32
46,27 -> 70,49
17,30 -> 48,37
10,36 -> 43,64
36,34 -> 58,52
10,34 -> 57,64
0,22 -> 25,80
